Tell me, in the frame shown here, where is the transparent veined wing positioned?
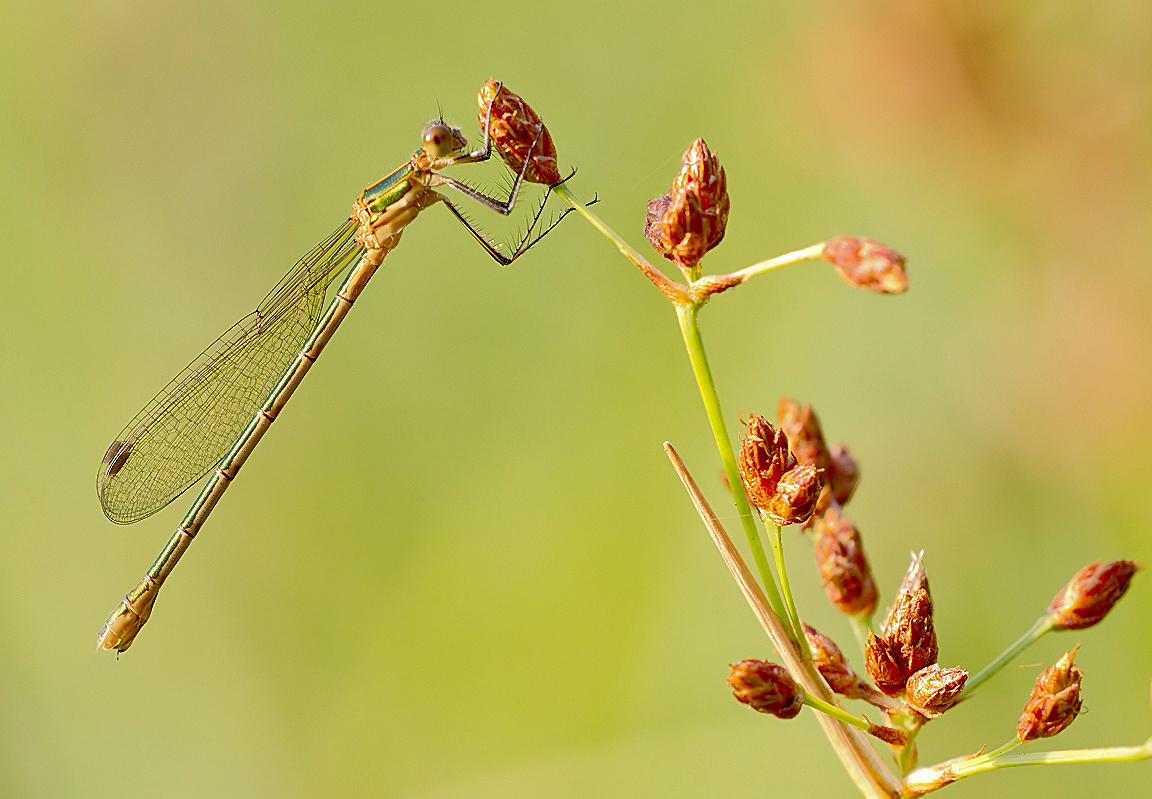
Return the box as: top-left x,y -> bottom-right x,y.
97,219 -> 363,524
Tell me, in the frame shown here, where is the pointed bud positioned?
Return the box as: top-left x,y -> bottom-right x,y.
738,415 -> 822,526
881,580 -> 937,679
882,553 -> 931,633
728,659 -> 804,719
802,623 -> 859,696
672,138 -> 729,239
477,80 -> 561,185
828,444 -> 860,506
813,507 -> 878,617
804,624 -> 894,708
823,236 -> 908,294
777,398 -> 833,474
905,665 -> 968,719
738,415 -> 791,508
1047,560 -> 1140,631
644,138 -> 728,272
766,463 -> 822,526
1017,646 -> 1084,742
865,631 -> 908,696
868,723 -> 911,748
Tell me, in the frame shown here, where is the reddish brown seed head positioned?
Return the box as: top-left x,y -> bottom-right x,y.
905,665 -> 968,719
828,444 -> 860,506
1017,646 -> 1084,742
776,399 -> 861,518
803,623 -> 861,697
766,463 -> 823,526
728,659 -> 804,719
644,138 -> 729,272
865,631 -> 908,696
823,236 -> 908,294
1048,560 -> 1140,631
882,554 -> 931,632
812,507 -> 878,617
881,582 -> 938,679
777,398 -> 833,473
477,80 -> 561,185
738,415 -> 792,510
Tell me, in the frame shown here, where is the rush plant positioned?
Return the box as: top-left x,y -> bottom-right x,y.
480,80 -> 1148,798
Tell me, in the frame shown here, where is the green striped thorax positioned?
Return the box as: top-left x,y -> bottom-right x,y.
351,119 -> 469,251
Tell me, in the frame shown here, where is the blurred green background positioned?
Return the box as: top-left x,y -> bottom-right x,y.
2,1 -> 1150,796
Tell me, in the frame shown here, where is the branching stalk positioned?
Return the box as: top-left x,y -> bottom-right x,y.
961,616 -> 1054,699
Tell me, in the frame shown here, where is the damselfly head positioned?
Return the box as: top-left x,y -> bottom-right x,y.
422,120 -> 467,158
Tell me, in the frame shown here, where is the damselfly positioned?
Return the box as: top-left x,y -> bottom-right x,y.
96,83 -> 569,651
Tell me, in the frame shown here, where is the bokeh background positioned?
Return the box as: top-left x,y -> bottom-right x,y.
2,1 -> 1150,797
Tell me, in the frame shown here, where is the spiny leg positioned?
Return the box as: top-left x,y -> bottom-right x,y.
440,169 -> 596,266
432,122 -> 544,217
441,80 -> 504,167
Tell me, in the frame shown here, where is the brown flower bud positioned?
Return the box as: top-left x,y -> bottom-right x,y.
882,554 -> 931,633
477,80 -> 561,185
766,463 -> 822,526
1017,646 -> 1084,742
644,138 -> 728,271
905,665 -> 968,719
1048,560 -> 1140,631
881,576 -> 938,680
644,189 -> 707,269
823,236 -> 908,294
777,398 -> 833,474
776,399 -> 863,519
728,659 -> 804,719
738,415 -> 822,526
803,623 -> 861,697
868,723 -> 910,748
738,415 -> 791,505
828,444 -> 860,506
813,507 -> 878,617
865,631 -> 908,696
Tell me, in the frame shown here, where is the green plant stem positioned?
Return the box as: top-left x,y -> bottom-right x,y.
961,616 -> 1054,699
553,184 -> 649,267
904,736 -> 1152,795
675,304 -> 788,624
765,521 -> 805,649
724,244 -> 828,282
803,691 -> 874,732
897,730 -> 920,775
554,183 -> 791,627
985,741 -> 1152,767
556,182 -> 801,636
849,614 -> 872,658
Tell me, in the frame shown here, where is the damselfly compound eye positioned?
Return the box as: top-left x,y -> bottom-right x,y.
422,121 -> 455,157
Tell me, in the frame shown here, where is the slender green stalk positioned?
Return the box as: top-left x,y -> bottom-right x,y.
725,244 -> 827,282
897,730 -> 921,775
675,305 -> 788,623
904,736 -> 1152,795
802,691 -> 875,732
765,522 -> 805,649
848,614 -> 872,658
961,616 -> 1054,699
554,182 -> 791,627
553,184 -> 649,266
985,740 -> 1152,767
